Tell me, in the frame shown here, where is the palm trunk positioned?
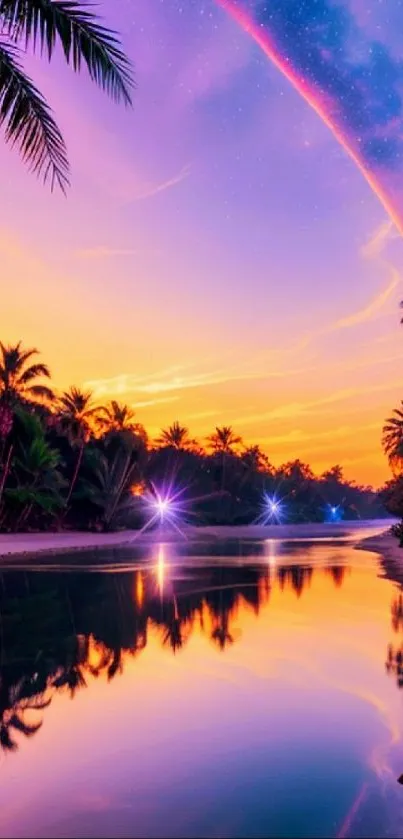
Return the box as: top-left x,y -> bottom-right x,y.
66,442 -> 85,506
105,451 -> 132,528
0,444 -> 13,508
15,501 -> 33,532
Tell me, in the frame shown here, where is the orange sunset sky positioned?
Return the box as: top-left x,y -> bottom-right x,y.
2,0 -> 403,487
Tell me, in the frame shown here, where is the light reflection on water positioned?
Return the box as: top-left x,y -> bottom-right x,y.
0,535 -> 402,837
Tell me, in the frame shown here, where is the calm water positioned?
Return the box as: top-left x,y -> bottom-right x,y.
1,531 -> 403,838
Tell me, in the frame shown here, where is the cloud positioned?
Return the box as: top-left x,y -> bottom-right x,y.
84,341 -> 403,406
180,409 -> 220,422
84,362 -> 310,400
361,219 -> 398,259
258,422 -> 380,449
234,379 -> 401,427
125,164 -> 191,205
297,226 -> 402,349
333,265 -> 400,329
74,247 -> 138,260
132,396 -> 180,410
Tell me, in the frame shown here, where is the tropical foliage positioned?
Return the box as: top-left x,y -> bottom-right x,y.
0,340 -> 387,533
0,0 -> 133,189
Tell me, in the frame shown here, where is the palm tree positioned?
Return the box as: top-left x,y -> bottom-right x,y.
0,341 -> 53,406
156,421 -> 196,451
241,445 -> 271,473
207,426 -> 242,454
57,387 -> 99,504
322,464 -> 344,482
98,400 -> 147,443
7,418 -> 65,529
383,403 -> 403,470
77,445 -> 142,530
207,425 -> 243,496
0,0 -> 133,190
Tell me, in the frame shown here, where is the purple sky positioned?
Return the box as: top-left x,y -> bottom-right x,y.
2,0 -> 403,485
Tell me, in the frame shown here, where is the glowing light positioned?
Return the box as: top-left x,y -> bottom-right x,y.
157,544 -> 165,594
154,496 -> 171,518
135,571 -> 144,608
266,538 -> 277,572
260,493 -> 284,524
327,503 -> 343,522
130,482 -> 144,497
137,482 -> 188,537
215,0 -> 403,236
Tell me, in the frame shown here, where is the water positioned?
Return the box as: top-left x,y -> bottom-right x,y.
0,528 -> 403,838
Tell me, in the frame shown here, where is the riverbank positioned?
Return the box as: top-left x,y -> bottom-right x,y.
0,519 -> 395,560
357,528 -> 402,564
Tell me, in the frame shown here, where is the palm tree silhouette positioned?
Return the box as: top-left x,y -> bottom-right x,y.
156,421 -> 197,451
98,401 -> 147,442
207,426 -> 242,454
0,341 -> 53,406
207,426 -> 243,499
57,387 -> 100,505
241,445 -> 270,473
392,595 -> 403,633
382,404 -> 403,471
0,0 -> 133,190
0,675 -> 51,752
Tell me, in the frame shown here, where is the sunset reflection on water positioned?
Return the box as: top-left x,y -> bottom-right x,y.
0,539 -> 402,838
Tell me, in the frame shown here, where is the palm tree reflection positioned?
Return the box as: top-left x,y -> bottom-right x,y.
0,548 -> 348,752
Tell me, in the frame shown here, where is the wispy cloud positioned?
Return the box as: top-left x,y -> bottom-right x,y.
361,219 -> 398,260
125,164 -> 191,205
258,422 -> 381,449
180,409 -> 220,422
84,342 -> 403,405
295,220 -> 402,353
234,379 -> 401,428
333,265 -> 400,329
74,247 -> 138,260
84,363 -> 304,400
132,396 -> 179,410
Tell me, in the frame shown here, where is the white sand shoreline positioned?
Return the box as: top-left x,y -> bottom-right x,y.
0,519 -> 396,561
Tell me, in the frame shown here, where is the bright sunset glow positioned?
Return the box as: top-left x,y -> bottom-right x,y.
2,0 -> 403,486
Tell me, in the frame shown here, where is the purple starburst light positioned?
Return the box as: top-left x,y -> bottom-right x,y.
138,482 -> 189,537
261,493 -> 284,525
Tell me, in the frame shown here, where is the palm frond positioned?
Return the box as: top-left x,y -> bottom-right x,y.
1,0 -> 133,104
18,362 -> 51,383
26,384 -> 55,401
12,345 -> 39,368
0,40 -> 69,190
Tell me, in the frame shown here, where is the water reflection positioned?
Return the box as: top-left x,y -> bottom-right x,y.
386,593 -> 403,690
0,543 -> 349,755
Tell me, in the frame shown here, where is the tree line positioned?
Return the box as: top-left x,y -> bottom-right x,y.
0,341 -> 387,532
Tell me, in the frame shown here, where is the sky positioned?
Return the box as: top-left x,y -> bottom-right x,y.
2,0 -> 403,486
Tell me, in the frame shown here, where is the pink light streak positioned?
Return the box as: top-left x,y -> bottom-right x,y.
216,0 -> 403,236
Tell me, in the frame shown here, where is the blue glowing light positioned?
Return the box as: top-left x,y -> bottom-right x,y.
326,503 -> 343,523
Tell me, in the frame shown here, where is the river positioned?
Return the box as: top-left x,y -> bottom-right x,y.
0,525 -> 402,838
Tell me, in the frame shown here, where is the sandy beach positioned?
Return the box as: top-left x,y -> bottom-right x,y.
356,528 -> 403,564
0,518 -> 397,561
